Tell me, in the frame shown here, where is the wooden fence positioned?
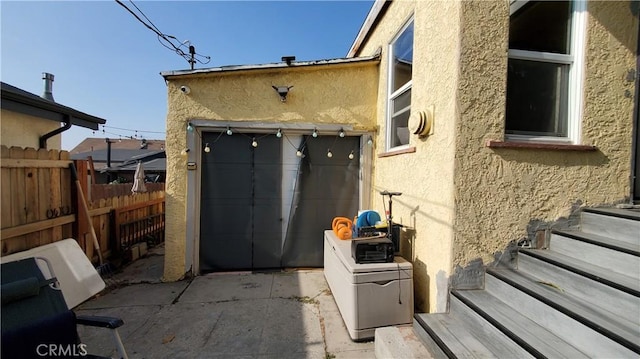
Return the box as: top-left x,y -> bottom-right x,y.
1,145 -> 165,265
91,183 -> 165,201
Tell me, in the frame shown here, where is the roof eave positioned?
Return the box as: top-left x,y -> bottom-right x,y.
1,83 -> 106,130
160,54 -> 380,79
346,0 -> 391,58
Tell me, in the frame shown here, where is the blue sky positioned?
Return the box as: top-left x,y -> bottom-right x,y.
1,0 -> 373,150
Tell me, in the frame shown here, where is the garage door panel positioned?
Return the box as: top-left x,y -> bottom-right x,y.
199,235 -> 252,271
251,235 -> 282,268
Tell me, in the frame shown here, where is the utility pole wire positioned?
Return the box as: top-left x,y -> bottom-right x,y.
114,0 -> 210,67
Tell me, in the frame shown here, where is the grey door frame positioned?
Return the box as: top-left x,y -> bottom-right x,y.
184,120 -> 374,275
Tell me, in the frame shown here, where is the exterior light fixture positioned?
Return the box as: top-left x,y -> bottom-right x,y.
226,126 -> 233,136
204,143 -> 211,153
276,129 -> 282,138
312,129 -> 318,138
272,85 -> 293,102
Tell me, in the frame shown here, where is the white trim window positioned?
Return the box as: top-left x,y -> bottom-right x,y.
387,19 -> 414,150
506,1 -> 586,144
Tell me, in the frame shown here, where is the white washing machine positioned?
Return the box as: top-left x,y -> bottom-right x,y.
323,230 -> 413,341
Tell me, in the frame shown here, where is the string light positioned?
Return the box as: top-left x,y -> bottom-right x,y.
203,143 -> 211,153
348,151 -> 355,160
187,123 -> 194,132
312,129 -> 318,138
226,126 -> 233,136
339,128 -> 345,138
252,137 -> 258,148
296,150 -> 303,157
327,149 -> 333,158
367,136 -> 373,146
276,129 -> 282,138
180,148 -> 190,157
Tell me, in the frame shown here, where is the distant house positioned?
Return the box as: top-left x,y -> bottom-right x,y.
70,138 -> 165,183
1,73 -> 106,150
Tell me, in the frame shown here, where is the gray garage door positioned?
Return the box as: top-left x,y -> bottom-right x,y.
199,132 -> 360,271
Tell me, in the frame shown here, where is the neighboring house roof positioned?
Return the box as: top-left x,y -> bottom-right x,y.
101,150 -> 166,172
346,0 -> 390,58
160,54 -> 381,79
0,82 -> 106,130
70,138 -> 165,154
71,149 -> 162,163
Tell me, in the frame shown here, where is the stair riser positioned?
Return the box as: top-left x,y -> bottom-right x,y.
581,212 -> 640,246
518,253 -> 640,326
484,274 -> 638,358
550,234 -> 640,277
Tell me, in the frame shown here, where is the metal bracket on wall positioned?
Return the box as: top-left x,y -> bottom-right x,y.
187,162 -> 197,170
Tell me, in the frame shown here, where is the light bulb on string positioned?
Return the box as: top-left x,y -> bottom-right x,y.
276,129 -> 282,138
327,149 -> 333,158
252,137 -> 258,148
204,143 -> 211,153
312,129 -> 318,138
339,129 -> 345,138
296,150 -> 303,157
186,123 -> 194,132
226,126 -> 233,136
348,151 -> 355,160
180,148 -> 190,157
367,136 -> 373,146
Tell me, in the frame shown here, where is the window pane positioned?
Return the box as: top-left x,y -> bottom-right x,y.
392,22 -> 413,92
391,88 -> 411,147
510,1 -> 571,54
392,88 -> 411,115
506,59 -> 569,137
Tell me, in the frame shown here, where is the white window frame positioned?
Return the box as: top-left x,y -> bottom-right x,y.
506,0 -> 587,144
386,17 -> 414,151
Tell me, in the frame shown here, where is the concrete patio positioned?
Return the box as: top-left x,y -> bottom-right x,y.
75,245 -> 377,358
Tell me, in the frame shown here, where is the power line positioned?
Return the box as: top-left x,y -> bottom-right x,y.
102,125 -> 165,134
114,0 -> 211,69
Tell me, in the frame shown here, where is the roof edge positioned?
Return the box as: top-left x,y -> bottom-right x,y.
160,54 -> 380,79
346,0 -> 391,58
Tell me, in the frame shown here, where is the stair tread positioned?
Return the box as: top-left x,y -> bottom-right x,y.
520,248 -> 640,296
487,267 -> 640,352
414,312 -> 532,359
452,290 -> 590,359
552,229 -> 640,255
583,207 -> 640,221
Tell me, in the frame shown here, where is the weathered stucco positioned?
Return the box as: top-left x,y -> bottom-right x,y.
162,62 -> 379,281
1,109 -> 62,149
355,0 -> 461,313
354,0 -> 637,313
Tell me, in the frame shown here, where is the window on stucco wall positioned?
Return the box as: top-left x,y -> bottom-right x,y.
387,18 -> 414,151
506,0 -> 586,144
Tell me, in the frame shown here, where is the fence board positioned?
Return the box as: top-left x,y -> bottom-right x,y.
24,148 -> 40,248
48,149 -> 63,241
37,148 -> 53,245
9,147 -> 27,254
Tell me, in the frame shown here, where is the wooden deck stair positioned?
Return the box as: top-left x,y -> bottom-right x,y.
406,207 -> 640,358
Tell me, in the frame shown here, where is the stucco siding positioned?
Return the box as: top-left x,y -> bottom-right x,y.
452,0 -> 637,276
1,109 -> 62,149
356,0 -> 462,313
163,63 -> 379,281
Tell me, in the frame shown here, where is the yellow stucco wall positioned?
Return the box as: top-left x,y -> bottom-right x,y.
355,0 -> 637,313
1,109 -> 62,149
162,62 -> 379,281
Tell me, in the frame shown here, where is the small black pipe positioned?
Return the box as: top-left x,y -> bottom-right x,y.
106,138 -> 113,183
39,114 -> 71,149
